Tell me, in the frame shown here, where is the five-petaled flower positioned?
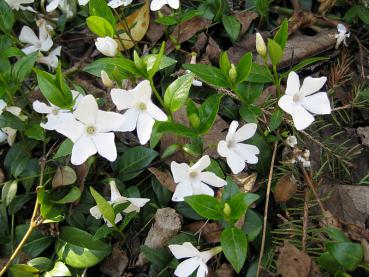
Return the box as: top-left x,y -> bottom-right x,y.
150,0 -> 179,11
19,20 -> 53,55
278,71 -> 331,131
37,46 -> 62,69
335,23 -> 350,49
217,121 -> 260,174
5,0 -> 35,11
108,0 -> 133,8
90,180 -> 150,227
111,80 -> 168,145
168,242 -> 222,277
170,155 -> 227,202
55,94 -> 126,165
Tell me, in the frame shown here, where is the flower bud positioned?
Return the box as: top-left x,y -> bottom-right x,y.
189,113 -> 200,128
228,64 -> 237,83
101,70 -> 114,88
256,32 -> 267,58
223,203 -> 231,217
95,37 -> 118,57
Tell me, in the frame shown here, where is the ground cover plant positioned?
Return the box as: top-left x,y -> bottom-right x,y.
0,0 -> 369,276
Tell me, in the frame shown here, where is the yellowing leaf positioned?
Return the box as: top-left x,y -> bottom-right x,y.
115,1 -> 150,50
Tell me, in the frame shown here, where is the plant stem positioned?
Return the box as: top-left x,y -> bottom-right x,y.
149,78 -> 165,108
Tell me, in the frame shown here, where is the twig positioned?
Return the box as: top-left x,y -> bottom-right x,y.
352,34 -> 366,78
63,45 -> 95,76
300,166 -> 325,214
256,142 -> 278,277
302,186 -> 309,251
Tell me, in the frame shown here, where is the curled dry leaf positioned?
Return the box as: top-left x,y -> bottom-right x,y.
52,166 -> 77,188
116,1 -> 150,50
274,173 -> 297,203
230,172 -> 257,193
148,167 -> 176,192
185,221 -> 223,243
233,11 -> 258,36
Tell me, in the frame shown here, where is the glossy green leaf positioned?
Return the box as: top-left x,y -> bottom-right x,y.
51,186 -> 81,204
326,242 -> 363,271
246,63 -> 273,83
0,111 -> 25,130
12,52 -> 37,83
45,261 -> 71,277
184,195 -> 223,220
90,186 -> 115,225
89,0 -> 115,26
183,64 -> 229,88
221,227 -> 248,273
273,19 -> 288,49
236,52 -> 253,84
164,74 -> 193,112
84,57 -> 140,77
2,180 -> 17,207
239,104 -> 261,123
197,94 -> 223,134
156,121 -> 197,137
222,14 -> 241,42
9,264 -> 39,277
0,0 -> 15,33
54,139 -> 73,159
86,16 -> 114,37
267,39 -> 283,67
268,109 -> 283,132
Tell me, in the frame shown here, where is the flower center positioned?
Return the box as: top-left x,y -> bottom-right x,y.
86,125 -> 96,135
51,108 -> 59,115
293,93 -> 303,103
189,171 -> 198,178
227,139 -> 236,149
137,102 -> 147,111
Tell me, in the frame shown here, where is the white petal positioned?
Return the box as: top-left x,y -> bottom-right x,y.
108,0 -> 123,8
118,108 -> 139,132
226,152 -> 245,174
109,180 -> 122,202
46,0 -> 60,12
123,198 -> 150,213
21,45 -> 39,55
114,213 -> 123,224
172,181 -> 193,202
234,123 -> 257,142
110,88 -> 136,110
96,110 -> 125,132
93,132 -> 117,162
169,242 -> 199,259
300,76 -> 327,96
278,95 -> 294,115
199,172 -> 226,188
71,136 -> 97,165
199,250 -> 215,263
41,113 -> 73,130
217,140 -> 230,158
32,100 -> 53,114
55,118 -> 84,143
73,95 -> 98,125
19,26 -> 39,46
226,120 -> 239,141
337,23 -> 347,33
168,0 -> 179,9
190,155 -> 210,173
0,99 -> 6,112
171,161 -> 190,183
132,80 -> 152,103
146,101 -> 167,121
150,0 -> 167,11
90,205 -> 102,219
0,130 -> 8,144
6,106 -> 21,117
174,257 -> 200,277
291,105 -> 315,131
136,112 -> 155,144
196,264 -> 207,277
285,71 -> 300,96
78,0 -> 89,5
302,92 -> 331,115
192,181 -> 214,196
233,143 -> 260,164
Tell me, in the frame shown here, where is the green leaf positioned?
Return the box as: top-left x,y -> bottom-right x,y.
267,39 -> 283,67
183,64 -> 229,88
268,109 -> 283,132
89,0 -> 115,26
84,57 -> 140,77
222,177 -> 240,201
25,124 -> 44,141
54,139 -> 73,159
16,224 -> 54,257
0,111 -> 25,130
144,53 -> 177,74
45,261 -> 71,277
184,195 -> 224,220
12,52 -> 38,83
9,264 -> 39,277
326,242 -> 363,271
222,15 -> 241,42
237,82 -> 264,104
246,63 -> 273,83
164,74 -> 193,112
93,224 -> 113,240
323,227 -> 350,243
0,0 -> 15,33
273,19 -> 288,50
117,146 -> 158,181
148,41 -> 165,78
243,209 -> 263,241
2,180 -> 17,207
51,186 -> 81,204
56,226 -> 111,268
228,192 -> 259,221
156,121 -> 197,137
90,186 -> 115,225
219,52 -> 231,76
140,245 -> 172,267
221,227 -> 248,273
318,252 -> 343,274
155,15 -> 178,25
197,94 -> 223,134
239,105 -> 261,123
249,133 -> 272,176
27,257 -> 53,271
207,158 -> 225,179
286,56 -> 328,75
86,16 -> 114,37
236,52 -> 253,84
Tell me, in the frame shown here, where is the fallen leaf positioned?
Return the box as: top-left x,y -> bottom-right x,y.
146,16 -> 165,45
148,167 -> 176,192
233,11 -> 258,36
165,16 -> 211,54
230,172 -> 257,193
205,36 -> 221,65
357,127 -> 369,146
100,243 -> 128,277
191,32 -> 208,55
318,0 -> 336,15
214,263 -> 235,277
185,221 -> 223,243
274,173 -> 297,203
289,11 -> 317,34
116,1 -> 150,50
52,166 -> 77,188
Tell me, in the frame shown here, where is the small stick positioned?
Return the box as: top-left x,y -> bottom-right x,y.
302,186 -> 309,251
256,142 -> 278,277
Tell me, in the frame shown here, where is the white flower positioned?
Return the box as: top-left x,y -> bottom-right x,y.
55,95 -> 126,165
217,121 -> 260,174
188,53 -> 202,87
0,100 -> 24,146
111,80 -> 168,145
19,22 -> 53,55
168,242 -> 221,277
286,135 -> 297,148
150,0 -> 179,11
90,180 -> 149,227
101,70 -> 114,88
78,0 -> 89,5
278,71 -> 331,131
108,0 -> 133,8
37,46 -> 61,69
46,0 -> 62,12
95,37 -> 118,57
33,90 -> 81,130
170,155 -> 226,202
5,0 -> 35,11
335,24 -> 350,49
255,32 -> 267,58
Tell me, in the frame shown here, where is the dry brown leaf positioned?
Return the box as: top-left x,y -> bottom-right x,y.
214,263 -> 235,277
206,36 -> 221,65
185,221 -> 223,243
100,243 -> 128,277
148,167 -> 176,192
318,0 -> 336,15
289,11 -> 317,34
191,32 -> 208,55
274,173 -> 297,203
276,242 -> 314,277
52,166 -> 77,188
165,16 -> 211,54
230,172 -> 257,193
116,1 -> 150,50
233,11 -> 258,36
146,16 -> 165,44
